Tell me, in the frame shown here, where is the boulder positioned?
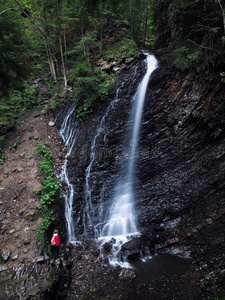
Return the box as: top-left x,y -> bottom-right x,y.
102,242 -> 112,254
11,254 -> 19,261
122,239 -> 139,251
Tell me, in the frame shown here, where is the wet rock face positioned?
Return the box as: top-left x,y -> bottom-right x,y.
61,57 -> 224,242
58,56 -> 224,234
56,56 -> 225,297
138,67 -> 225,231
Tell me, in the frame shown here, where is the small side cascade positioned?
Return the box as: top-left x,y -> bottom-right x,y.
83,89 -> 121,236
60,106 -> 78,243
99,53 -> 158,266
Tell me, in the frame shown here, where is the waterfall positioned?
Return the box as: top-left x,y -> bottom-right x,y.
60,107 -> 78,243
100,53 -> 158,243
83,89 -> 121,235
59,53 -> 157,248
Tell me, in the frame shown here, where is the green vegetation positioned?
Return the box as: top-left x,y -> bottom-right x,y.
0,0 -> 224,127
0,84 -> 38,127
36,143 -> 62,243
0,0 -> 151,126
71,68 -> 115,121
0,136 -> 6,165
152,0 -> 225,74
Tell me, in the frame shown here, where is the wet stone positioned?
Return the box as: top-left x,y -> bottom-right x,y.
11,254 -> 19,261
102,242 -> 112,254
0,249 -> 11,262
122,239 -> 139,250
119,268 -> 136,280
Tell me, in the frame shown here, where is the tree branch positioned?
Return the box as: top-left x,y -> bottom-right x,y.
217,0 -> 225,34
13,0 -> 46,39
187,39 -> 217,52
0,8 -> 18,15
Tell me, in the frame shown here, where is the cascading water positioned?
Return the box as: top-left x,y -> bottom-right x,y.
60,53 -> 157,252
83,89 -> 121,236
60,107 -> 78,243
99,53 -> 158,263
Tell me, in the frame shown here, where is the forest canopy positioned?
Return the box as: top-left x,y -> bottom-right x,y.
0,0 -> 224,127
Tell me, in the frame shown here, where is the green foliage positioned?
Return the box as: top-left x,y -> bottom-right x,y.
36,209 -> 57,242
36,143 -> 61,243
174,47 -> 203,71
0,84 -> 38,126
0,0 -> 152,125
0,136 -> 6,165
0,4 -> 30,97
220,72 -> 225,83
68,58 -> 115,120
103,38 -> 140,61
152,0 -> 225,74
37,177 -> 61,206
73,72 -> 115,121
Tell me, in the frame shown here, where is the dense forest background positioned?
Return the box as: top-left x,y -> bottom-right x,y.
0,0 -> 225,160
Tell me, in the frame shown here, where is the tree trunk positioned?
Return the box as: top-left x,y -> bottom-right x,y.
218,0 -> 225,34
100,15 -> 103,53
143,0 -> 148,45
45,42 -> 57,81
129,0 -> 133,37
14,0 -> 57,81
56,0 -> 67,90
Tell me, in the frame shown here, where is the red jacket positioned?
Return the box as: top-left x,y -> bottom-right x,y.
54,234 -> 60,246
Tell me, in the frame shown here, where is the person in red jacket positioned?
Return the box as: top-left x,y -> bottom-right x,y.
51,229 -> 61,259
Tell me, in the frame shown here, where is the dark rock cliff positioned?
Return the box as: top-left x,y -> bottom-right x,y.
56,54 -> 225,298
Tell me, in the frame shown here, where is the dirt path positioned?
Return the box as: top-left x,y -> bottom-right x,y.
0,108 -> 60,266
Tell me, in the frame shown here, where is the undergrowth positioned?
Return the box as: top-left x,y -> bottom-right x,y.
36,142 -> 62,245
0,136 -> 6,164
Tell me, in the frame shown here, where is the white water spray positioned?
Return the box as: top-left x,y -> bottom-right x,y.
60,107 -> 78,243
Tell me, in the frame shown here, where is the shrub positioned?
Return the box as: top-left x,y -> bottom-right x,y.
36,143 -> 62,243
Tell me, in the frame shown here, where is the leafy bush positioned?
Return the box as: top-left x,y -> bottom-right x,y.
68,61 -> 115,121
36,143 -> 61,243
36,144 -> 54,177
103,38 -> 140,61
0,85 -> 38,126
